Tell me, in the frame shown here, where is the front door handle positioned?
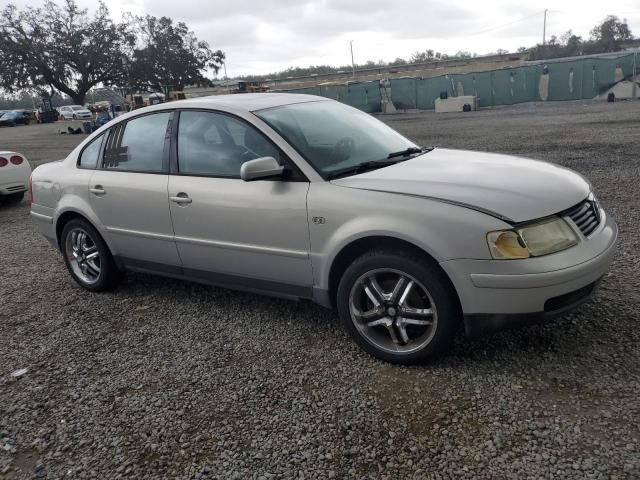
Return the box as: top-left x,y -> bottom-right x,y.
169,192 -> 192,205
89,185 -> 105,195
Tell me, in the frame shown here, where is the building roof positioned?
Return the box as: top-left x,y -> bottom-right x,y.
89,87 -> 127,105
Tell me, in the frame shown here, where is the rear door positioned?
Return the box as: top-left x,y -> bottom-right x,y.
88,111 -> 181,270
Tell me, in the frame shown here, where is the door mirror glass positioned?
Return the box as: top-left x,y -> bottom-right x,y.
240,156 -> 284,181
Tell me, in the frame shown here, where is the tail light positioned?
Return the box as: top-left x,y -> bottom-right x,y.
10,155 -> 23,165
29,173 -> 34,204
0,157 -> 7,167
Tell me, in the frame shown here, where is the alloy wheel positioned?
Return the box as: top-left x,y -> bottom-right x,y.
348,268 -> 438,354
65,228 -> 101,284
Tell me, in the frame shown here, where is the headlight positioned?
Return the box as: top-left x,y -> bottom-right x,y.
487,218 -> 578,259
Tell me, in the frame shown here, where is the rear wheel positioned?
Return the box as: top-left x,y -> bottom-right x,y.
61,218 -> 120,292
337,249 -> 460,364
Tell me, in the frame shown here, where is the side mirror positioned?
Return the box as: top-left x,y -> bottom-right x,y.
240,156 -> 284,182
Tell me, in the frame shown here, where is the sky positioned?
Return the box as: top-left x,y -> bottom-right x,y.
10,0 -> 640,76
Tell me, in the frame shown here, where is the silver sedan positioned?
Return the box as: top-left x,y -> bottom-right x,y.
30,94 -> 617,363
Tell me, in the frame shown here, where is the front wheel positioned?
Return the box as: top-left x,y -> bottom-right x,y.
337,249 -> 460,364
61,219 -> 121,292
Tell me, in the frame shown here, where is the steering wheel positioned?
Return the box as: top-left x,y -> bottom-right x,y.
333,136 -> 355,163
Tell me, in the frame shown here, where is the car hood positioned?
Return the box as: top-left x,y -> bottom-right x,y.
330,148 -> 590,223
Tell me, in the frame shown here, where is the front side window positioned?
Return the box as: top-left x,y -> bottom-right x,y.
177,111 -> 285,177
103,112 -> 170,172
78,134 -> 104,169
255,100 -> 419,178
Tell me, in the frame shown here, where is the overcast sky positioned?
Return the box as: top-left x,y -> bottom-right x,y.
13,0 -> 640,76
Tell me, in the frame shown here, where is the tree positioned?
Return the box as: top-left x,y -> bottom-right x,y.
454,51 -> 473,59
388,58 -> 408,66
588,15 -> 633,53
410,49 -> 435,63
560,30 -> 584,57
130,15 -> 224,92
0,0 -> 134,105
526,15 -> 634,60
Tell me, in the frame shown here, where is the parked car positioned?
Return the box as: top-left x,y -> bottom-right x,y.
30,94 -> 617,363
58,105 -> 92,120
0,151 -> 31,203
0,110 -> 31,127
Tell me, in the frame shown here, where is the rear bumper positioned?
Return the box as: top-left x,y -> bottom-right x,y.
30,209 -> 57,247
441,210 -> 618,336
0,182 -> 27,195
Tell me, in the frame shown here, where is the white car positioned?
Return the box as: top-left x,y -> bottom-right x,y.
0,151 -> 31,203
58,105 -> 92,121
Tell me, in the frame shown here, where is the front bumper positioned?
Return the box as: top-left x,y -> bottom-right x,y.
440,209 -> 618,336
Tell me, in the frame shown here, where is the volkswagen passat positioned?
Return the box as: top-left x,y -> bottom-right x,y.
30,94 -> 617,363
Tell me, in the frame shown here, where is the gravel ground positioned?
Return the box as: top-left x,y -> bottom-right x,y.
1,100 -> 639,479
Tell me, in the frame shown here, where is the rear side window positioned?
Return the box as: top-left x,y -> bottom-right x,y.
103,113 -> 170,172
78,134 -> 104,169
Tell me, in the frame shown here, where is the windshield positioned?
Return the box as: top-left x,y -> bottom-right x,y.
255,100 -> 419,178
71,106 -> 84,111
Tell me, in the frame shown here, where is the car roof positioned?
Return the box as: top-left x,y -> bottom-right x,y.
167,93 -> 326,112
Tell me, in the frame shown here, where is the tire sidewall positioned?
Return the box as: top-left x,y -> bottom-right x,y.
60,219 -> 118,292
337,251 -> 459,364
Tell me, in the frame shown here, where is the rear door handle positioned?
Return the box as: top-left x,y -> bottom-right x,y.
169,193 -> 192,205
89,185 -> 105,195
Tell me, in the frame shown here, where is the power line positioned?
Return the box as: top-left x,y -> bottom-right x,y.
466,10 -> 545,36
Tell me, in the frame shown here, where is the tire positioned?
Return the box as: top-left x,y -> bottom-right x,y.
336,248 -> 460,364
60,218 -> 121,292
6,192 -> 24,203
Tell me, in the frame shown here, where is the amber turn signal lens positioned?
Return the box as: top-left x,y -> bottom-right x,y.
487,230 -> 530,259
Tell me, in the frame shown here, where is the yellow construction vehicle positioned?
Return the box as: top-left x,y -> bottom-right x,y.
168,91 -> 186,101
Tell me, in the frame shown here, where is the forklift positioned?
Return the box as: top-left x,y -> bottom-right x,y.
36,98 -> 58,123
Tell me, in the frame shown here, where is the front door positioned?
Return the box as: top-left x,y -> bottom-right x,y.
89,111 -> 181,269
167,110 -> 312,296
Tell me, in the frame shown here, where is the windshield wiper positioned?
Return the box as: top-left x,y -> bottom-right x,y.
387,146 -> 424,159
327,147 -> 433,180
327,160 -> 399,180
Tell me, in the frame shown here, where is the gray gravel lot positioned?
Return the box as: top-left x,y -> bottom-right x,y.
1,100 -> 639,479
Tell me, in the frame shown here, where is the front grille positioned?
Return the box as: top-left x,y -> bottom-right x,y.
564,198 -> 601,237
6,185 -> 25,192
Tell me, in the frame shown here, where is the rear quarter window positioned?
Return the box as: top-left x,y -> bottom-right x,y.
78,134 -> 105,169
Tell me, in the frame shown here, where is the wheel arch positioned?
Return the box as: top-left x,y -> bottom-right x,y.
326,235 -> 461,311
55,208 -> 114,256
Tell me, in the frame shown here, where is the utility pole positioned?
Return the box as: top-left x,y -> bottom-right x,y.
350,40 -> 355,78
542,9 -> 548,45
633,48 -> 638,101
223,60 -> 231,93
